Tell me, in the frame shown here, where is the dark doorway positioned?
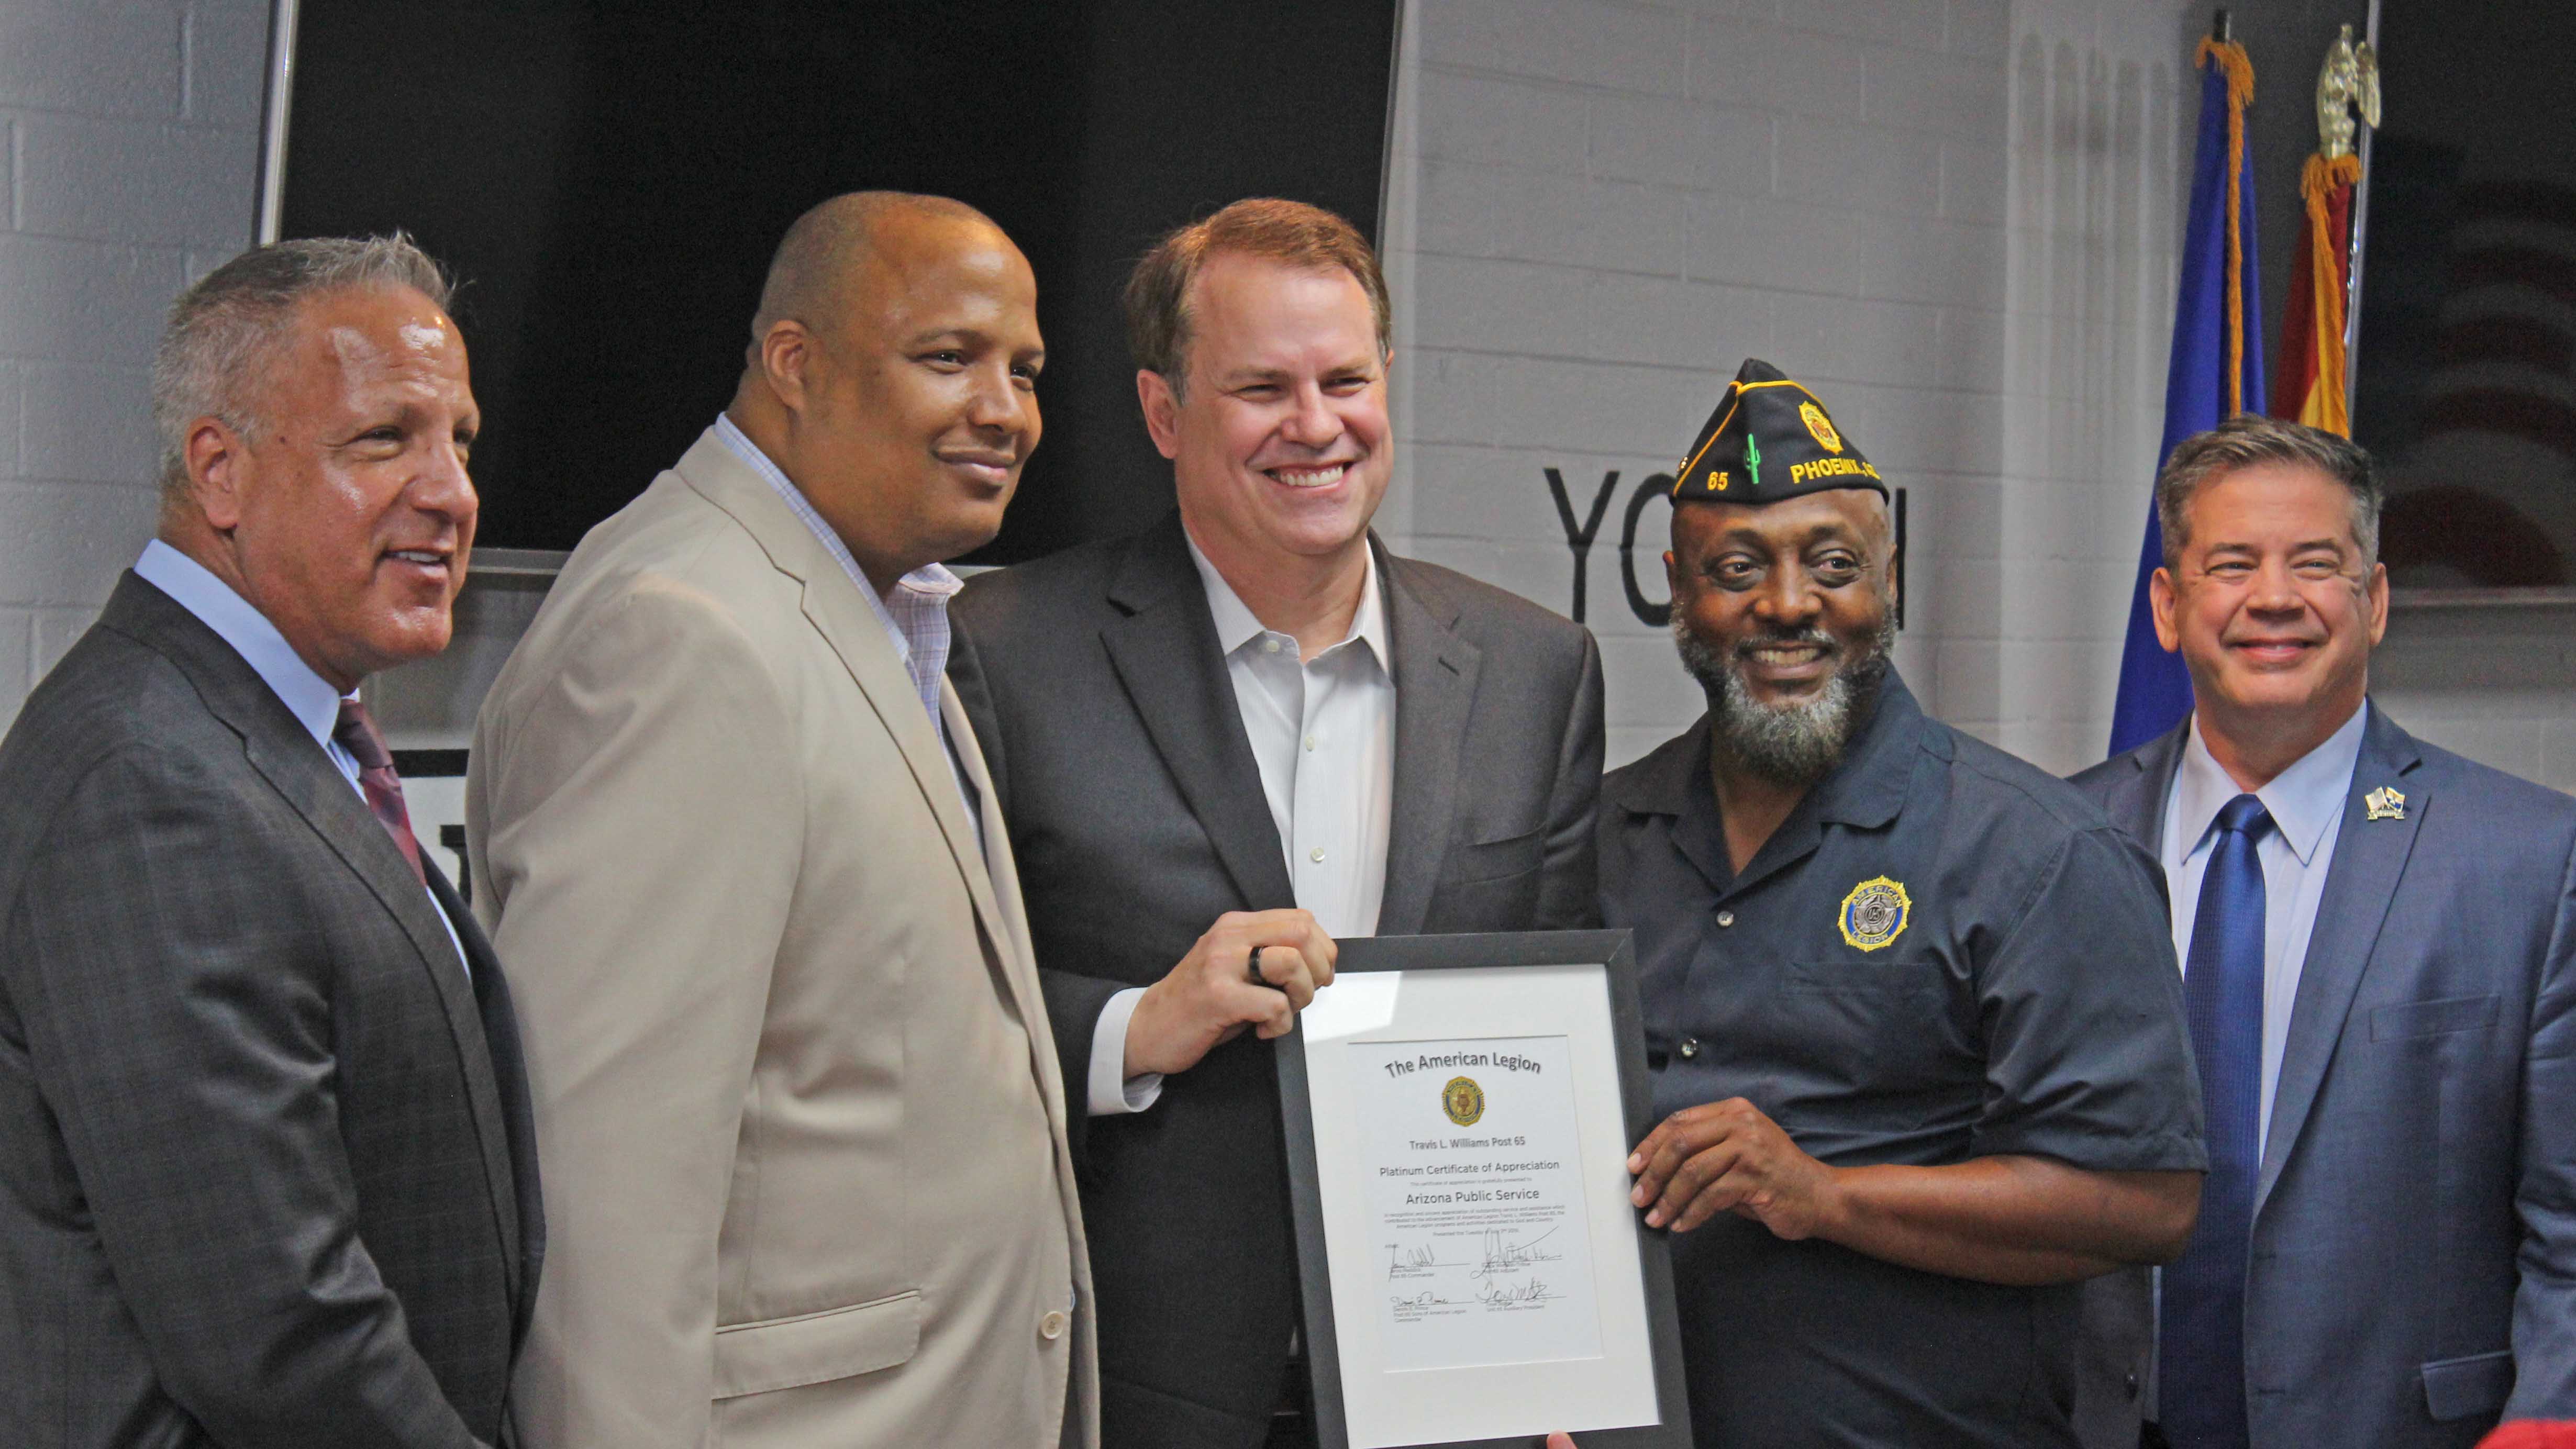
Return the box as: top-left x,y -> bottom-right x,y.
281,0 -> 1400,562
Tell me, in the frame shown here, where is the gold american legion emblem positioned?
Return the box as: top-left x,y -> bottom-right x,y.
1441,1075 -> 1486,1127
1838,876 -> 1911,952
1800,400 -> 1845,453
2364,786 -> 2406,821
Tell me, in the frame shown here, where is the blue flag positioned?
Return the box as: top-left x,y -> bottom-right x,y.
2109,40 -> 2266,757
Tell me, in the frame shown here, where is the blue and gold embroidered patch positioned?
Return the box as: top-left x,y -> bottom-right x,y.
1837,876 -> 1911,952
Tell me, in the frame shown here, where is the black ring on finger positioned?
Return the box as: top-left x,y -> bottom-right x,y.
1247,948 -> 1270,987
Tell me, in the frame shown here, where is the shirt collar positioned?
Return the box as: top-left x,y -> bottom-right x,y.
1183,528 -> 1390,674
1795,672 -> 1923,829
134,539 -> 347,754
2174,701 -> 2368,867
712,413 -> 962,664
1612,669 -> 1923,830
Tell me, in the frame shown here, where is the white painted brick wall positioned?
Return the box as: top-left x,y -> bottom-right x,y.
1379,0 -> 2576,796
1376,0 -> 2120,771
0,0 -> 267,722
5,0 -> 2569,794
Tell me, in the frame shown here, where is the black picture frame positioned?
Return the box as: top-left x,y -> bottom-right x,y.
1273,929 -> 1693,1449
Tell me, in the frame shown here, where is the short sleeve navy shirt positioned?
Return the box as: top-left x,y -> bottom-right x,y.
1598,672 -> 2204,1448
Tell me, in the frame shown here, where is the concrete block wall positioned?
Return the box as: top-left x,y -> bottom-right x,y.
5,0 -> 2569,793
2374,607 -> 2576,790
1374,0 -> 2201,772
1981,2 -> 2190,770
1375,0 -> 2576,795
0,0 -> 268,722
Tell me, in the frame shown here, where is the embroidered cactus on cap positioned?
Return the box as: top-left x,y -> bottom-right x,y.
1672,358 -> 1886,504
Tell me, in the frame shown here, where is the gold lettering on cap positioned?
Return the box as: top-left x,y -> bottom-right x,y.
1786,456 -> 1882,487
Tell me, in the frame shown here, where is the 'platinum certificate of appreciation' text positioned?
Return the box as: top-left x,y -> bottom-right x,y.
1349,1034 -> 1604,1372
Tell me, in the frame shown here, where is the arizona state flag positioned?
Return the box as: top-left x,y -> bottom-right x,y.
2273,152 -> 2362,434
2108,36 -> 2266,756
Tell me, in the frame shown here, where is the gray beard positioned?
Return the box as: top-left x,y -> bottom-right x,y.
1673,612 -> 1895,785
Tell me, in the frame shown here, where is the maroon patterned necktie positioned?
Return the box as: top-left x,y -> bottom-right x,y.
332,698 -> 426,885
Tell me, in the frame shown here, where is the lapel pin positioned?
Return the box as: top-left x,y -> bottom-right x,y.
2363,785 -> 2406,822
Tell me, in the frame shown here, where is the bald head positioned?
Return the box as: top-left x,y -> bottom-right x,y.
748,191 -> 1004,353
725,189 -> 1043,594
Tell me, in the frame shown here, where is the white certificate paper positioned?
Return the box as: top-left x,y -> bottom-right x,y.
1350,1035 -> 1602,1370
1297,964 -> 1665,1448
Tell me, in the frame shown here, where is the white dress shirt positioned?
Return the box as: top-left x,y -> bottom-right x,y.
2159,701 -> 2368,1155
132,539 -> 470,977
1085,536 -> 1397,1117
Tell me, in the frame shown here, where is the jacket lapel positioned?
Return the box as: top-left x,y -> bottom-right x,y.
2101,720 -> 2191,847
674,431 -> 1017,955
1376,551 -> 1482,935
1098,516 -> 1294,911
944,679 -> 1095,1432
2255,705 -> 2427,1218
108,576 -> 526,1293
241,728 -> 497,1082
941,682 -> 1064,1112
429,863 -> 539,1326
239,711 -> 528,1292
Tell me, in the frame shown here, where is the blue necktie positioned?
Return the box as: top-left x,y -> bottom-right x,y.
2160,793 -> 2271,1448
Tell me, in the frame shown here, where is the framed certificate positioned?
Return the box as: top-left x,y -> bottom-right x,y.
1276,930 -> 1692,1449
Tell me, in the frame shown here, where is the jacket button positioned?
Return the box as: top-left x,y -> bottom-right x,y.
1679,1038 -> 1700,1059
1040,1310 -> 1068,1341
1715,910 -> 1735,928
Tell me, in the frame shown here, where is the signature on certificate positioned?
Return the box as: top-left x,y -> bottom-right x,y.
1476,1276 -> 1555,1307
1389,1290 -> 1455,1309
1385,1241 -> 1447,1278
1470,1227 -> 1563,1278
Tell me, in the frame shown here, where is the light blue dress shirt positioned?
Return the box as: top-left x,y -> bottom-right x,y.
2140,702 -> 2367,1422
132,540 -> 469,977
2159,701 -> 2368,1155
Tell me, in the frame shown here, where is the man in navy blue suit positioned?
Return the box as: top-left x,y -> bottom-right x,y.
2071,414 -> 2576,1449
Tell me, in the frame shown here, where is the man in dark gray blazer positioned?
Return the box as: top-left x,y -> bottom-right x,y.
0,238 -> 540,1448
950,199 -> 1603,1449
2070,415 -> 2575,1449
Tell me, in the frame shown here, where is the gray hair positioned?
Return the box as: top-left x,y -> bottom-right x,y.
1673,608 -> 1895,784
2156,413 -> 2380,570
150,233 -> 453,495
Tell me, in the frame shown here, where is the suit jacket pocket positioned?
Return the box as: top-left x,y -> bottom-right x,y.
2370,994 -> 2501,1042
1448,826 -> 1544,885
2419,1348 -> 2514,1422
711,1290 -> 924,1399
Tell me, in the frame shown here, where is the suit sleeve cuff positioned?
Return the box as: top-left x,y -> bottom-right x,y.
1089,988 -> 1164,1116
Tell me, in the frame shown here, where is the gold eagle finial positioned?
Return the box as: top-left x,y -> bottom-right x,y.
2317,23 -> 2382,160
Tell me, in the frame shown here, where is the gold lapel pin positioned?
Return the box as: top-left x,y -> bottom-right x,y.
2364,786 -> 2406,822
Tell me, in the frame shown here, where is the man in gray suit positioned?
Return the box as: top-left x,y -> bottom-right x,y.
949,197 -> 1604,1448
2071,415 -> 2576,1448
0,237 -> 541,1448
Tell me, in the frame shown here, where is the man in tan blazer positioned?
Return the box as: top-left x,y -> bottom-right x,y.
467,192 -> 1094,1447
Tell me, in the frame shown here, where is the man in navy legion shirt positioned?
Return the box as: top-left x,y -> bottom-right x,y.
1602,360 -> 2208,1449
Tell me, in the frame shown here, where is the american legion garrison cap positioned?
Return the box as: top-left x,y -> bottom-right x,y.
1671,358 -> 1887,505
